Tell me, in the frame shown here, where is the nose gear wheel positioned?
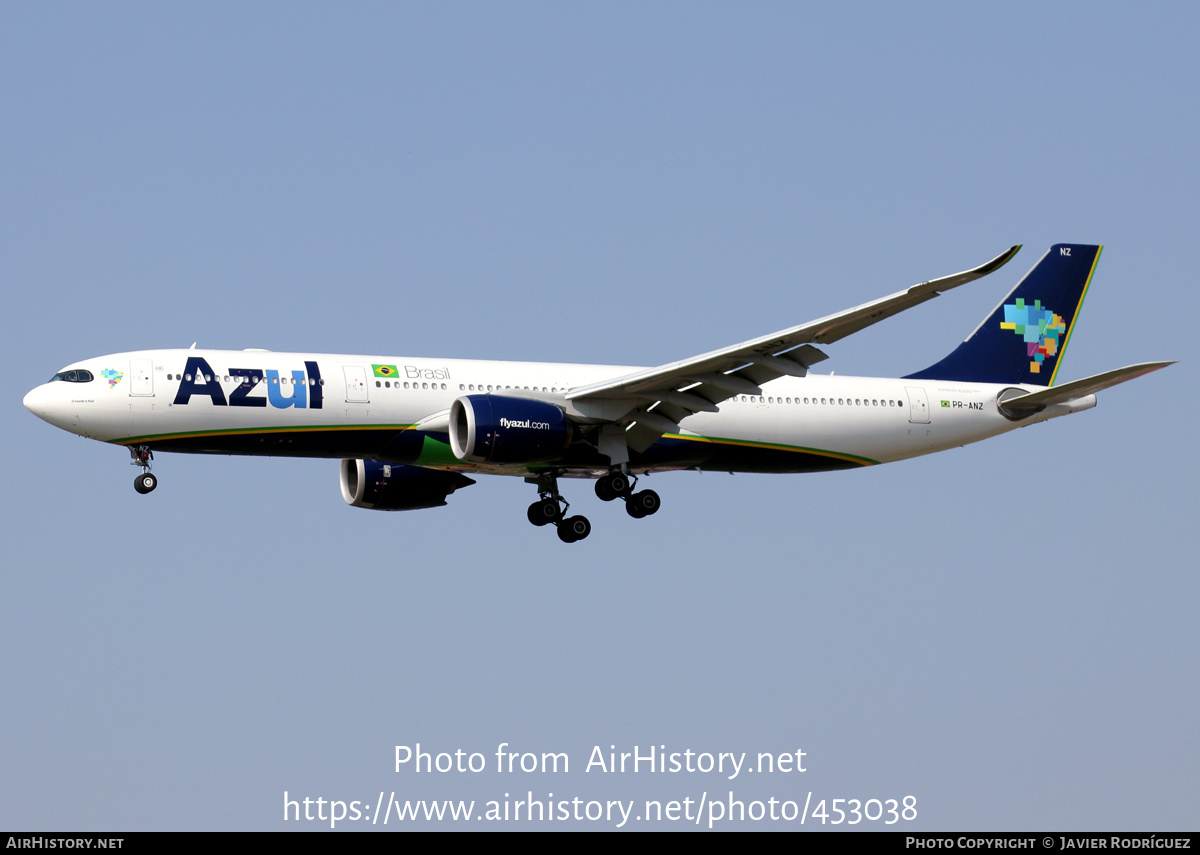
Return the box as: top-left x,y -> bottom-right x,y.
129,445 -> 157,494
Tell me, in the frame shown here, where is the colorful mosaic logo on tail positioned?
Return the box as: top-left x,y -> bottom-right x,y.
1000,298 -> 1066,374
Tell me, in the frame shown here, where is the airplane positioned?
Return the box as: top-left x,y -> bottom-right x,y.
23,243 -> 1172,543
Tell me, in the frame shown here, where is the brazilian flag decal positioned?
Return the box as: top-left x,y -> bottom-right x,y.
373,364 -> 399,378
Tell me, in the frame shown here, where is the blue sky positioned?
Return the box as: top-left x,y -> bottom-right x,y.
2,3 -> 1195,830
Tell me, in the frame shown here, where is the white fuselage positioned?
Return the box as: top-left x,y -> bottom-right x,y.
23,348 -> 1095,477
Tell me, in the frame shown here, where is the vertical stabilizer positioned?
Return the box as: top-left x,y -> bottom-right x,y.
904,244 -> 1101,386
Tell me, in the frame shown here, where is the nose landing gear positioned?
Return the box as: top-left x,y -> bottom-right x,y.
129,445 -> 157,494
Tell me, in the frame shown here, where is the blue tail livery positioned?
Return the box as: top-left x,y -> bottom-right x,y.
905,244 -> 1101,385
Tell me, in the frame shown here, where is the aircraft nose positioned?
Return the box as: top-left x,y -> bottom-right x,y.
24,385 -> 47,417
25,381 -> 90,437
24,383 -> 62,425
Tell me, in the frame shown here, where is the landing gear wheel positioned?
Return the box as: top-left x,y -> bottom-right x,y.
626,489 -> 659,518
134,472 -> 158,494
527,498 -> 559,527
594,472 -> 629,502
557,515 -> 591,543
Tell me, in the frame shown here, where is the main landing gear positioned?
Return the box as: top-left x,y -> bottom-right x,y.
594,470 -> 660,519
130,444 -> 157,494
526,472 -> 591,543
525,470 -> 661,543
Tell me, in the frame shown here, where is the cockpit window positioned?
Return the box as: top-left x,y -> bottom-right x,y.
50,369 -> 94,383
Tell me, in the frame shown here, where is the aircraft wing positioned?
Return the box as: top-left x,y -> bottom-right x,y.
566,245 -> 1021,448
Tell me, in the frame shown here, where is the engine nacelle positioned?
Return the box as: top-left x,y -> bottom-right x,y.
340,459 -> 475,511
449,395 -> 571,464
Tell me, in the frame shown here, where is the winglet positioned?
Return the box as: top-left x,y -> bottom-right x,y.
910,244 -> 1022,297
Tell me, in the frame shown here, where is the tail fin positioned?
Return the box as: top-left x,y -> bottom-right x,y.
904,244 -> 1102,386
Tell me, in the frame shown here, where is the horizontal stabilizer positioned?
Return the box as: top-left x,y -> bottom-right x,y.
1001,362 -> 1174,410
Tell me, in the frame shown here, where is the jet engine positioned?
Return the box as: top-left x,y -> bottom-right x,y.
339,459 -> 475,511
449,395 -> 572,464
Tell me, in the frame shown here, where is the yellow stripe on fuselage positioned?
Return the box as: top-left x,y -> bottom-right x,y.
110,424 -> 417,445
664,433 -> 878,466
